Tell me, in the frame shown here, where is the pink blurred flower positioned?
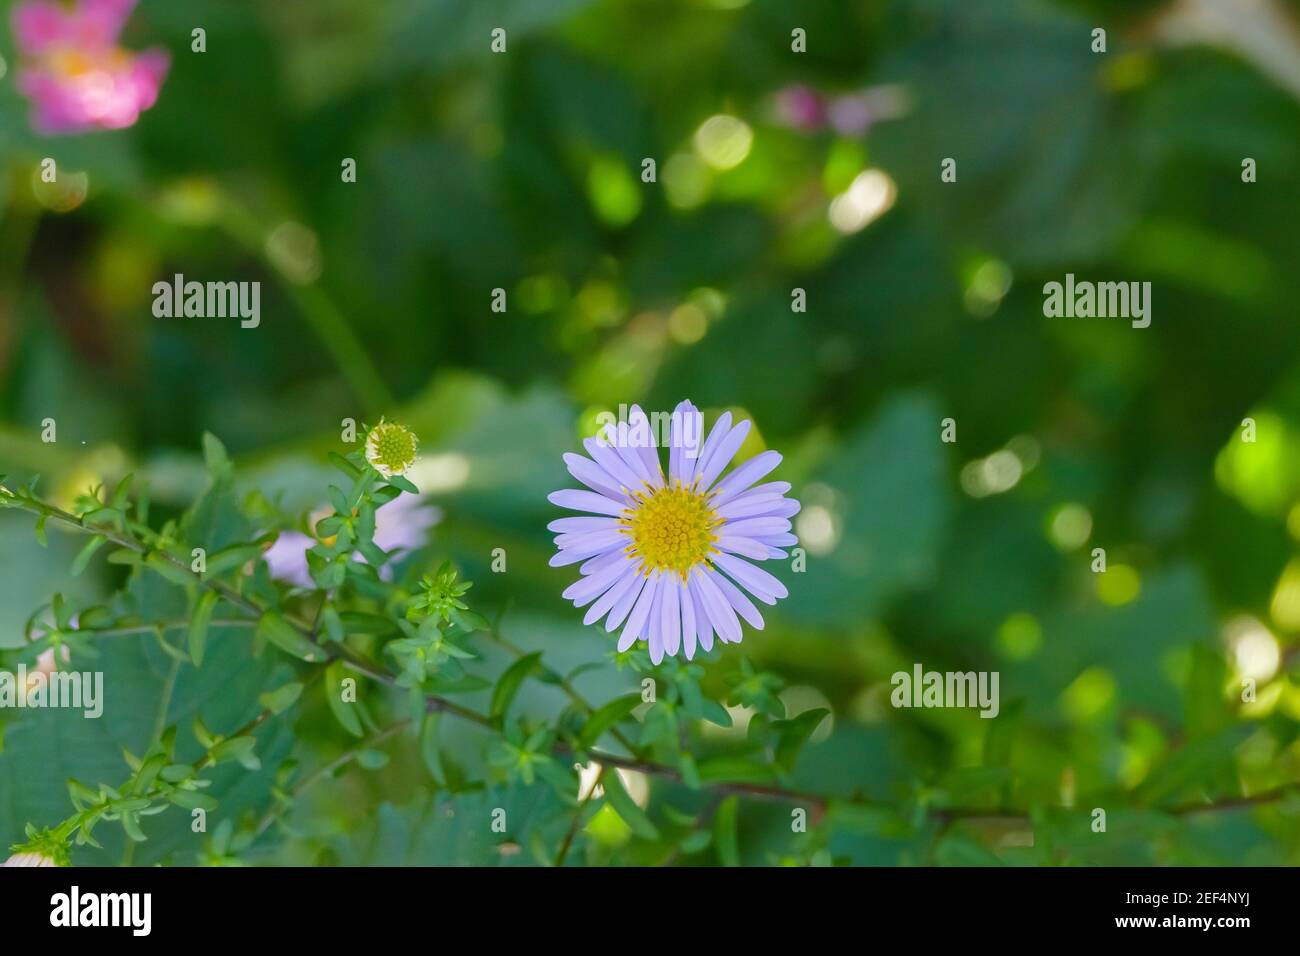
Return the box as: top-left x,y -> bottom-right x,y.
773,85 -> 827,132
10,0 -> 169,135
772,84 -> 910,138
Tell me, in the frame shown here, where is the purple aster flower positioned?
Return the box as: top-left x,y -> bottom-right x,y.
548,401 -> 800,664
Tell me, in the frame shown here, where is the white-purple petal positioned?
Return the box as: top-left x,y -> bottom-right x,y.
603,423 -> 656,489
584,436 -> 645,493
581,546 -> 630,575
689,576 -> 715,653
717,494 -> 786,520
681,580 -> 698,659
661,574 -> 682,657
627,405 -> 665,488
712,551 -> 788,603
606,572 -> 646,631
584,566 -> 639,626
722,516 -> 792,538
548,489 -> 627,517
708,567 -> 765,630
715,535 -> 772,560
692,567 -> 742,643
563,557 -> 633,606
619,571 -> 661,651
709,450 -> 782,507
647,574 -> 667,664
547,516 -> 620,534
669,401 -> 702,486
694,419 -> 751,493
564,453 -> 628,501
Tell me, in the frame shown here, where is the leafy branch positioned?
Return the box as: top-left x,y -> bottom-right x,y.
2,438 -> 1294,866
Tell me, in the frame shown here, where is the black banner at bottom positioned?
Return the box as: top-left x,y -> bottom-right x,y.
0,865 -> 1281,940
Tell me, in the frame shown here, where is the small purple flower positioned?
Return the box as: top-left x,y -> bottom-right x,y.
264,494 -> 441,587
11,0 -> 170,135
548,401 -> 800,664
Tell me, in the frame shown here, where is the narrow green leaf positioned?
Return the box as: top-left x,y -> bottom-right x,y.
386,475 -> 419,494
326,661 -> 364,737
714,796 -> 740,866
210,736 -> 259,768
188,591 -> 218,667
773,708 -> 829,773
578,693 -> 642,749
109,473 -> 133,510
201,432 -> 230,475
257,612 -> 326,662
259,681 -> 304,716
145,552 -> 197,587
202,543 -> 263,578
490,652 -> 542,721
71,535 -> 107,576
420,712 -> 445,784
603,768 -> 659,840
355,749 -> 389,770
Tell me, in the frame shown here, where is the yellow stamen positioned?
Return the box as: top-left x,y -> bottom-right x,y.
623,481 -> 719,577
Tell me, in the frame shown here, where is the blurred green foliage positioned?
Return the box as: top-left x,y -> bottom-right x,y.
2,0 -> 1300,865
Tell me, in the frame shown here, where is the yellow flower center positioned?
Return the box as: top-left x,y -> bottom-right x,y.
367,422 -> 417,475
625,483 -> 719,576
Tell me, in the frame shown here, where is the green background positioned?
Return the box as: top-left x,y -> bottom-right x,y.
2,0 -> 1300,865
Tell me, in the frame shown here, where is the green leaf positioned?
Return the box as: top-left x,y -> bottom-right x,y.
258,681 -> 304,716
386,475 -> 419,494
167,790 -> 218,812
202,543 -> 264,578
33,514 -> 47,547
714,796 -> 740,866
356,749 -> 390,770
420,712 -> 445,785
326,661 -> 364,737
145,552 -> 197,587
201,432 -> 230,476
773,708 -> 829,774
696,754 -> 774,785
256,612 -> 326,663
70,535 -> 107,576
578,693 -> 642,749
490,652 -> 542,721
109,474 -> 133,510
210,736 -> 259,769
188,591 -> 218,668
328,452 -> 362,479
602,768 -> 659,840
